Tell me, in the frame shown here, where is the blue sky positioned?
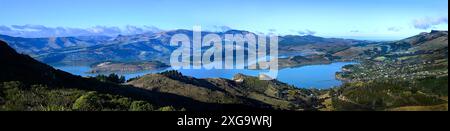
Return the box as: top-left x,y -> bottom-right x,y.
0,0 -> 448,40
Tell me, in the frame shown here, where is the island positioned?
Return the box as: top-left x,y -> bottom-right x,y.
89,61 -> 170,74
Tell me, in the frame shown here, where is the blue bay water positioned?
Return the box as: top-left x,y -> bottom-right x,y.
54,62 -> 355,89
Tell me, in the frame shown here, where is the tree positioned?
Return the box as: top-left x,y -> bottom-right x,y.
158,106 -> 177,111
130,101 -> 154,111
94,73 -> 126,84
72,92 -> 103,111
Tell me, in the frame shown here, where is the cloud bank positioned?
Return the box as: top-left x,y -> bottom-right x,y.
387,27 -> 402,32
413,16 -> 448,30
297,29 -> 316,36
0,25 -> 161,38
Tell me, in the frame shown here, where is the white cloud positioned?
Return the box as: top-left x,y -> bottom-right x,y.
0,25 -> 161,38
211,25 -> 233,32
268,29 -> 277,33
387,27 -> 402,32
413,16 -> 448,30
350,30 -> 360,33
297,29 -> 316,36
0,25 -> 12,32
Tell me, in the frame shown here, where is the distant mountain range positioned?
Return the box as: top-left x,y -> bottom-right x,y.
332,30 -> 448,60
0,34 -> 111,55
1,30 -> 369,66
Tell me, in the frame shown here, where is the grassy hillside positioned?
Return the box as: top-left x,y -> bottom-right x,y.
128,70 -> 321,110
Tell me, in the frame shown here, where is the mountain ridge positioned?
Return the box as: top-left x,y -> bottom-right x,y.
1,29 -> 370,65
